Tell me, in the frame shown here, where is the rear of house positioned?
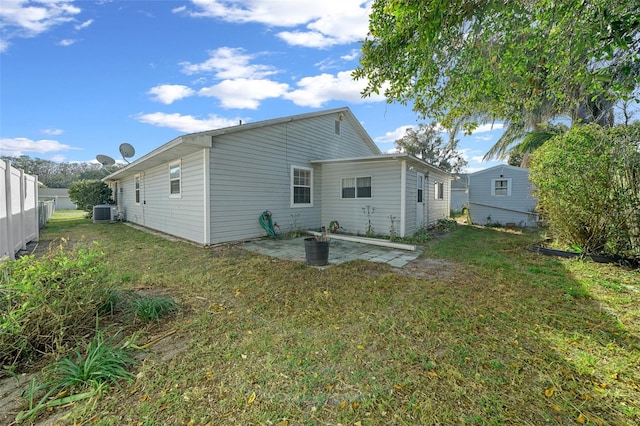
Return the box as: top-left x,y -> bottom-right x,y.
104,108 -> 381,245
104,107 -> 453,245
467,165 -> 538,227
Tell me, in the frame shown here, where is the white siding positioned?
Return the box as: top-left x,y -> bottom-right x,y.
468,165 -> 537,226
209,114 -> 377,244
427,171 -> 451,225
319,160 -> 402,237
118,150 -> 208,243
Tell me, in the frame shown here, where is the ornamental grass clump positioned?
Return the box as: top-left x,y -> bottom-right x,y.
0,241 -> 117,367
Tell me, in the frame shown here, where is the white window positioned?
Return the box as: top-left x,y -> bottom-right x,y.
491,178 -> 512,196
341,176 -> 372,199
417,174 -> 424,203
434,182 -> 444,200
134,174 -> 141,204
169,161 -> 181,197
334,120 -> 341,135
291,166 -> 312,206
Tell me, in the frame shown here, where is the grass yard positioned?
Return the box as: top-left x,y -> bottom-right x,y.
5,210 -> 640,425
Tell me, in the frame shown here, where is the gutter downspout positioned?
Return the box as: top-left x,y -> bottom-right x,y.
400,160 -> 407,237
203,148 -> 211,245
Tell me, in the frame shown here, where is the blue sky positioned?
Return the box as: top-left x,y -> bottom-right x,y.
0,0 -> 507,172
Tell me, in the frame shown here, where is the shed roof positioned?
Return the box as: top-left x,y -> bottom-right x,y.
312,153 -> 453,178
469,164 -> 528,177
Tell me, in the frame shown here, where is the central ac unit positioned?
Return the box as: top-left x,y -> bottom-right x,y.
93,205 -> 117,223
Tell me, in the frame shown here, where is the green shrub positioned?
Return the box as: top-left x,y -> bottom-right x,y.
530,123 -> 640,258
0,242 -> 116,366
68,179 -> 112,212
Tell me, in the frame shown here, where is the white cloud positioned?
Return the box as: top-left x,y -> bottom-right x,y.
199,79 -> 289,109
277,31 -> 337,49
58,39 -> 76,46
148,84 -> 195,104
341,49 -> 360,61
283,70 -> 384,107
471,123 -> 504,133
0,137 -> 74,156
135,112 -> 241,133
374,125 -> 415,144
0,39 -> 8,53
74,19 -> 93,30
0,0 -> 81,47
41,128 -> 64,136
180,47 -> 278,79
179,0 -> 371,48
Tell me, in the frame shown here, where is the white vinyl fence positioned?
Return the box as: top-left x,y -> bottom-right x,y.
1,160 -> 47,260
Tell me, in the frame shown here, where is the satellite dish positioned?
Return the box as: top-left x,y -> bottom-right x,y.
119,143 -> 136,163
96,154 -> 116,167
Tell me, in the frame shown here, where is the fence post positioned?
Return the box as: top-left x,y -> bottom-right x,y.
4,159 -> 16,260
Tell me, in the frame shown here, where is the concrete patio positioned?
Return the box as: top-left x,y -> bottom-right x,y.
241,236 -> 423,267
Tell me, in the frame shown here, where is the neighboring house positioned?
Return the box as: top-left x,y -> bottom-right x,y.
39,188 -> 77,210
469,164 -> 537,227
103,107 -> 452,245
450,173 -> 468,213
467,164 -> 538,227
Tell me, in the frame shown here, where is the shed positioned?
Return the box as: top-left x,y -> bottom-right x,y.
467,164 -> 538,227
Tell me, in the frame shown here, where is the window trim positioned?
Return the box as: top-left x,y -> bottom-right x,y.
134,174 -> 141,205
434,181 -> 444,200
491,178 -> 512,197
169,160 -> 182,198
291,165 -> 313,207
340,175 -> 372,199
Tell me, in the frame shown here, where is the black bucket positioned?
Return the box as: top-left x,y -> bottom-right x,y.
304,238 -> 330,266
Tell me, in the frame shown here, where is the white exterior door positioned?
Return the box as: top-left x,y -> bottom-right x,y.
416,172 -> 425,228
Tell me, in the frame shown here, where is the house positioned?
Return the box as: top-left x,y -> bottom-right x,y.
103,107 -> 452,245
39,188 -> 77,210
450,173 -> 468,213
467,164 -> 538,227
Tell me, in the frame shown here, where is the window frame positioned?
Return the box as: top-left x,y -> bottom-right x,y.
169,160 -> 182,198
134,174 -> 141,205
340,175 -> 372,199
434,181 -> 444,200
491,178 -> 512,196
291,166 -> 313,207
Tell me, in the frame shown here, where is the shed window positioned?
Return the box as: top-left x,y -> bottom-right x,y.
417,174 -> 424,203
491,178 -> 512,196
134,174 -> 141,204
341,176 -> 372,199
434,182 -> 444,200
292,166 -> 312,206
169,161 -> 181,197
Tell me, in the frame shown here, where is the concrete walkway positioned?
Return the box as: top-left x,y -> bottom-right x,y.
242,237 -> 423,267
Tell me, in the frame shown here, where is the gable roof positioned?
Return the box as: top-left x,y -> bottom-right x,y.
469,164 -> 528,177
104,107 -> 379,182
